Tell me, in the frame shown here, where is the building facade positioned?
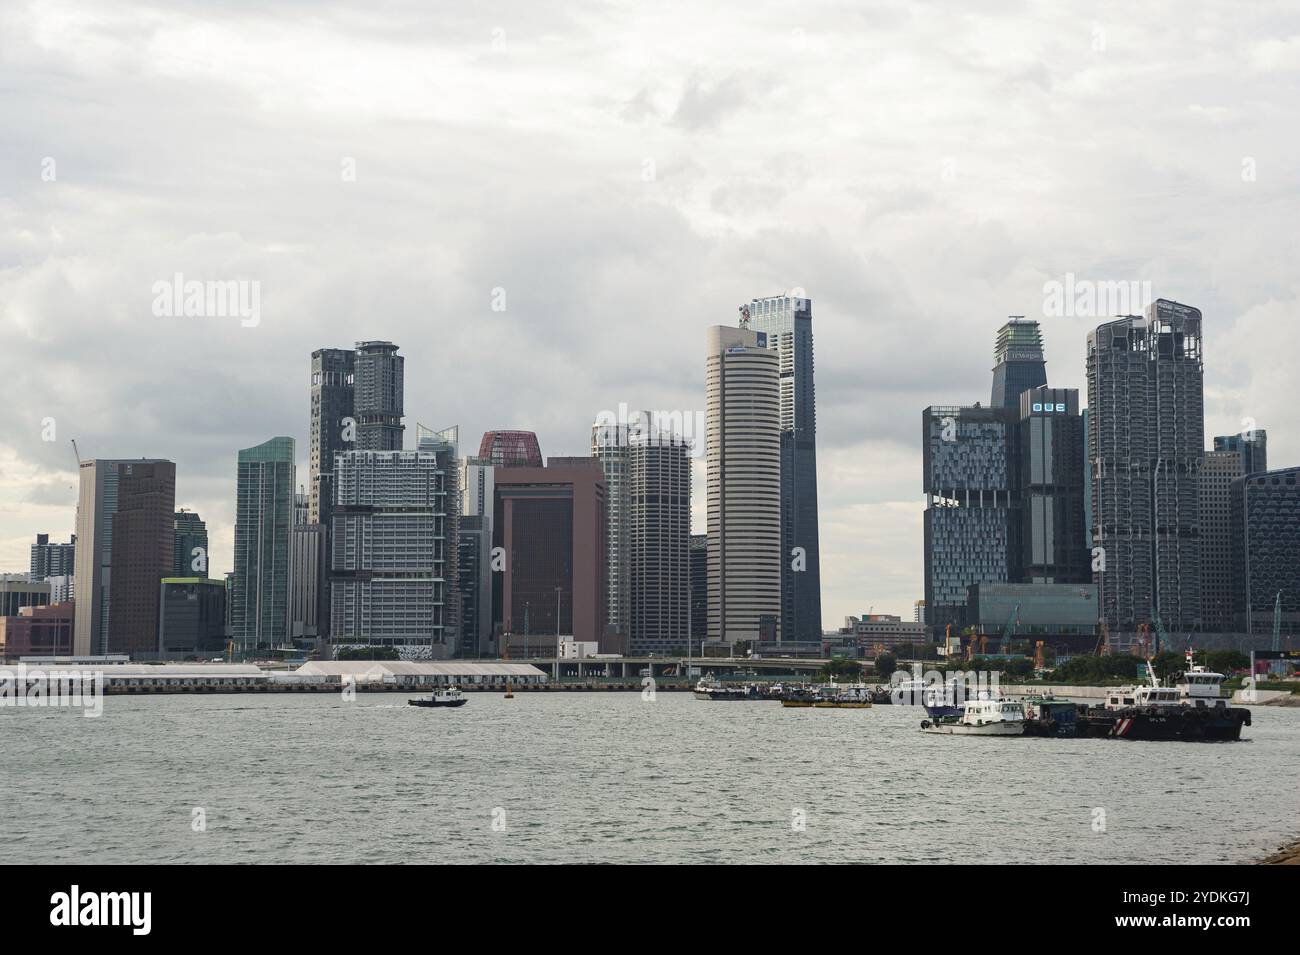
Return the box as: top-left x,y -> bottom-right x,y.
1231,467 -> 1300,637
739,295 -> 823,641
922,404 -> 1019,635
330,445 -> 457,658
353,341 -> 405,451
628,433 -> 691,655
1199,450 -> 1244,631
1214,431 -> 1268,476
1088,300 -> 1204,633
478,431 -> 543,469
232,438 -> 295,649
1017,387 -> 1089,583
492,459 -> 608,655
689,534 -> 708,647
30,534 -> 75,581
990,318 -> 1048,410
172,510 -> 208,577
706,325 -> 781,645
0,575 -> 50,617
159,578 -> 228,655
107,459 -> 176,657
0,602 -> 74,661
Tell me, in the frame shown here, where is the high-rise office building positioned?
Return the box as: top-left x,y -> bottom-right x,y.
354,341 -> 405,451
1088,300 -> 1204,633
330,442 -> 457,658
1017,387 -> 1088,583
73,459 -> 171,656
159,578 -> 227,655
739,294 -> 822,641
30,534 -> 75,581
492,459 -> 608,655
107,460 -> 176,657
922,404 -> 1019,634
478,431 -> 543,468
288,522 -> 325,642
1214,431 -> 1268,476
232,437 -> 295,649
0,575 -> 51,617
706,325 -> 781,645
591,413 -> 653,648
689,534 -> 708,646
459,455 -> 495,657
172,510 -> 208,577
628,432 -> 691,655
308,347 -> 356,525
1230,466 -> 1300,637
1199,450 -> 1244,631
990,318 -> 1048,410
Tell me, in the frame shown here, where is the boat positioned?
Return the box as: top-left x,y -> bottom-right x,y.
1020,692 -> 1079,737
781,681 -> 873,708
893,675 -> 1003,717
409,687 -> 468,708
920,698 -> 1025,735
693,676 -> 762,701
1076,656 -> 1252,741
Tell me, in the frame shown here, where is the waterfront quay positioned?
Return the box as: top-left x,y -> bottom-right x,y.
0,656 -> 830,696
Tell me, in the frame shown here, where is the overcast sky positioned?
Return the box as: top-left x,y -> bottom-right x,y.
2,1 -> 1299,625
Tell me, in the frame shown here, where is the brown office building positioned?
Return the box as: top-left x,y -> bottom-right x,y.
0,602 -> 75,661
492,458 -> 612,654
107,460 -> 176,657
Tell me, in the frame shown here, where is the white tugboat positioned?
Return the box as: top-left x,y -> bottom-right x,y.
921,698 -> 1025,735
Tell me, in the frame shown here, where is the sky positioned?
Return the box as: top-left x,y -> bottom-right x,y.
2,0 -> 1299,626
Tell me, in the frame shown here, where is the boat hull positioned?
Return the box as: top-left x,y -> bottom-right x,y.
1079,706 -> 1250,741
921,719 -> 1024,736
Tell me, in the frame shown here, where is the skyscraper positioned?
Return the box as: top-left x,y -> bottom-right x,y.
308,347 -> 356,525
1200,450 -> 1243,631
1231,466 -> 1300,637
354,340 -> 405,451
172,509 -> 208,577
1214,431 -> 1268,476
689,534 -> 708,646
591,412 -> 651,648
1088,300 -> 1204,634
232,437 -> 295,649
922,404 -> 1018,634
628,431 -> 691,655
330,441 -> 458,658
73,459 -> 171,656
30,534 -> 75,581
107,460 -> 176,657
459,454 -> 495,656
990,318 -> 1048,410
492,459 -> 608,655
739,294 -> 822,641
706,325 -> 781,646
1017,387 -> 1088,583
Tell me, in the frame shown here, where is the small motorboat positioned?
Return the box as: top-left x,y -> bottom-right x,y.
409,687 -> 467,708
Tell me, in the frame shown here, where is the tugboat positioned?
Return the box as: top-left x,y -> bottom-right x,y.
921,698 -> 1025,735
409,686 -> 468,708
1077,655 -> 1251,741
1020,692 -> 1079,737
693,676 -> 762,701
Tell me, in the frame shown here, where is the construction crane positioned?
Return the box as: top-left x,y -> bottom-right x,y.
1150,616 -> 1170,658
998,603 -> 1021,656
1096,620 -> 1111,657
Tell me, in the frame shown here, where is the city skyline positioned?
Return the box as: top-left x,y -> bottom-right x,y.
5,3 -> 1300,625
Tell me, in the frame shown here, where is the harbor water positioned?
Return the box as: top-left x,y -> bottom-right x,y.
4,692 -> 1298,864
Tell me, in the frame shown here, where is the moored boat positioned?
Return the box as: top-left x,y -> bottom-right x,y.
694,676 -> 762,701
782,681 -> 873,709
921,698 -> 1025,735
1076,655 -> 1252,741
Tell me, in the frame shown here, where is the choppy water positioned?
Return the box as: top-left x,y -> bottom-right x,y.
3,691 -> 1298,864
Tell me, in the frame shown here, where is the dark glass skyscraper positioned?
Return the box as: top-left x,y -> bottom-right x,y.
738,294 -> 822,641
990,318 -> 1047,410
1214,431 -> 1268,476
309,347 -> 355,526
354,340 -> 405,451
1017,387 -> 1088,583
1088,300 -> 1204,634
172,509 -> 208,577
1231,467 -> 1300,638
107,460 -> 176,658
233,437 -> 295,649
